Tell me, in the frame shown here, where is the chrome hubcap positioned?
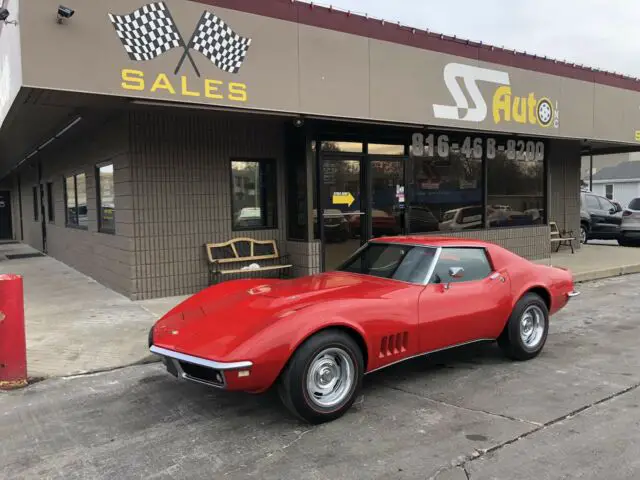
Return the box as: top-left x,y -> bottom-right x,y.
306,348 -> 354,408
580,228 -> 587,243
520,305 -> 545,349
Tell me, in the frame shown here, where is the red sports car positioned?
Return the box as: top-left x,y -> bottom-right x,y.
149,236 -> 579,424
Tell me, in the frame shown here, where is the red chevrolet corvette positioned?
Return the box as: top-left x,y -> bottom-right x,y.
149,236 -> 579,423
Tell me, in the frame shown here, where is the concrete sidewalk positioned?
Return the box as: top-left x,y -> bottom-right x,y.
536,240 -> 640,283
0,243 -> 186,379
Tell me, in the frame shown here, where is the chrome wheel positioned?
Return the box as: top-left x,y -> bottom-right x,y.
520,305 -> 545,349
306,347 -> 355,408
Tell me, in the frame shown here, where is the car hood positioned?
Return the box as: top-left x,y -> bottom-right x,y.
152,272 -> 390,359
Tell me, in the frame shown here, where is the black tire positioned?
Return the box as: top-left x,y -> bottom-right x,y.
618,237 -> 630,247
278,329 -> 364,424
580,224 -> 588,244
498,293 -> 549,361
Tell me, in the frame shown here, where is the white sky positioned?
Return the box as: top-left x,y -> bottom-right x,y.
301,0 -> 640,78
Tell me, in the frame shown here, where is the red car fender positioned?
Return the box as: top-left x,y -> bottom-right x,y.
230,307 -> 369,392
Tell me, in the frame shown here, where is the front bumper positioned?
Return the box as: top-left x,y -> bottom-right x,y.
150,345 -> 253,389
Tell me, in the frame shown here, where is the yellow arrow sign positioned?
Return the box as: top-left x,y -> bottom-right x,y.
332,192 -> 355,207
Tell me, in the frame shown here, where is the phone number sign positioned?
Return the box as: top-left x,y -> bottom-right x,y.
411,132 -> 545,161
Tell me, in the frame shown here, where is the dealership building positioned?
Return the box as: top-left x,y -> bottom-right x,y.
2,0 -> 640,299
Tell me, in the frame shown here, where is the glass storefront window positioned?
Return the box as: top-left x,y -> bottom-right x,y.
368,144 -> 405,156
487,146 -> 545,228
317,141 -> 363,153
64,172 -> 87,229
409,134 -> 483,234
231,159 -> 277,230
97,163 -> 115,234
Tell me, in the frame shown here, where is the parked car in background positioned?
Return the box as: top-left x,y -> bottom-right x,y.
620,198 -> 640,246
408,205 -> 440,232
580,191 -> 623,244
313,209 -> 350,243
439,206 -> 484,231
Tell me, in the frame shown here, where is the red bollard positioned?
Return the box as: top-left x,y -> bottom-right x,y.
0,274 -> 27,389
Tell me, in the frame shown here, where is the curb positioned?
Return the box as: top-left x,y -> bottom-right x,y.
572,263 -> 640,283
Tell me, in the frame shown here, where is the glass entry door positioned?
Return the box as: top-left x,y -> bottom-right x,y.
321,157 -> 365,271
370,158 -> 405,238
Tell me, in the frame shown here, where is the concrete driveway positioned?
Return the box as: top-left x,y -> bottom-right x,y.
2,273 -> 640,479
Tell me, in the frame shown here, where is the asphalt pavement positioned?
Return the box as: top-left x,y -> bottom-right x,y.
2,273 -> 640,479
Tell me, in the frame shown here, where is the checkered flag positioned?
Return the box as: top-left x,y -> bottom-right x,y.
184,11 -> 252,74
108,2 -> 184,62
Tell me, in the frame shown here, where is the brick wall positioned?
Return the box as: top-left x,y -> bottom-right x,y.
129,110 -> 287,300
9,114 -> 135,295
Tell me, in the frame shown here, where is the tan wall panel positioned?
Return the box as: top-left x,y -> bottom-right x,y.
298,25 -> 369,118
15,0 -> 640,145
558,77 -> 595,139
369,40 -> 469,128
593,84 -> 628,142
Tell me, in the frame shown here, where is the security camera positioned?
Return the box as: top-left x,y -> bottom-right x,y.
0,8 -> 9,22
57,5 -> 74,23
293,117 -> 304,128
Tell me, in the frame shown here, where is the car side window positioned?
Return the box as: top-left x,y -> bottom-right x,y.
586,195 -> 600,210
430,248 -> 492,284
597,197 -> 614,211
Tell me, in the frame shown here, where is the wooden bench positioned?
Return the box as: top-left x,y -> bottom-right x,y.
549,222 -> 575,253
205,237 -> 292,285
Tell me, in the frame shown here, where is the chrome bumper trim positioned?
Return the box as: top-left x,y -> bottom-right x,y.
149,345 -> 253,370
567,291 -> 581,298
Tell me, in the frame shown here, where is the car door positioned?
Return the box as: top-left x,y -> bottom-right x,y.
585,194 -> 607,235
596,196 -> 622,236
418,247 -> 513,353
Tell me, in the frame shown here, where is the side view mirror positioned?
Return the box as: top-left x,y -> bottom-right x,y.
609,207 -> 616,214
448,266 -> 465,279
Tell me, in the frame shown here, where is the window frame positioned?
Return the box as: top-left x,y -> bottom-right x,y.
605,184 -> 614,201
230,158 -> 278,232
46,182 -> 54,223
428,247 -> 493,285
32,186 -> 39,221
96,162 -> 115,235
64,172 -> 88,230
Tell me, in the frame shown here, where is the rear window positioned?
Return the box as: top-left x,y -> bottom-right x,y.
629,198 -> 640,210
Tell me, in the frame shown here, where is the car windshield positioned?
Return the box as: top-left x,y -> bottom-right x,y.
629,198 -> 640,210
337,242 -> 437,283
442,211 -> 456,222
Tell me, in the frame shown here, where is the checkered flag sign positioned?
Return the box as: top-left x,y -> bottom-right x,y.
108,2 -> 183,62
189,11 -> 252,74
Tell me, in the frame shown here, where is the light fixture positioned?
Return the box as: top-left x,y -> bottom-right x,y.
57,5 -> 74,24
0,7 -> 17,25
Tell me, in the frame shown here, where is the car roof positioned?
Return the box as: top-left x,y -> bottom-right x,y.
371,236 -> 493,248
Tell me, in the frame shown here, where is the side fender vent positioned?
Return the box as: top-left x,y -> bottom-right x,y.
379,332 -> 409,358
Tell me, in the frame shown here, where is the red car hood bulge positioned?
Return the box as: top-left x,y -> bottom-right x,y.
152,272 -> 383,360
